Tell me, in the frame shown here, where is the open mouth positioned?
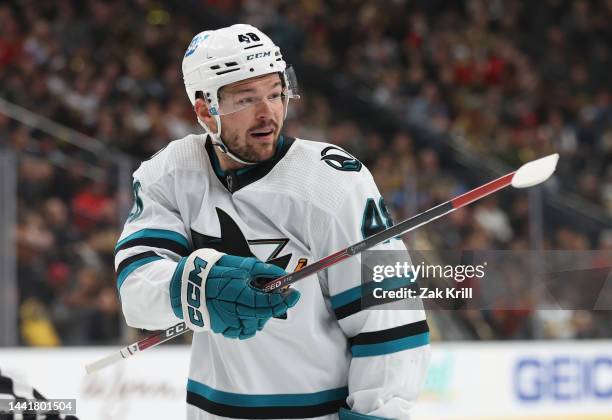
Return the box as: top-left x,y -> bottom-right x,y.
250,129 -> 274,138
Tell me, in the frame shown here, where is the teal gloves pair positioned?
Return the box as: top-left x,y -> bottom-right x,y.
170,249 -> 300,339
206,255 -> 300,339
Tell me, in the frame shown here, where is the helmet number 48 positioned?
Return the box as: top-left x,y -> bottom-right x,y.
238,33 -> 260,43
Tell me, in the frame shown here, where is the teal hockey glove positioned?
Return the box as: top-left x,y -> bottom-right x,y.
170,248 -> 300,339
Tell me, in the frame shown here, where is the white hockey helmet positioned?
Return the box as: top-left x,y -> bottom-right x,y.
182,24 -> 299,165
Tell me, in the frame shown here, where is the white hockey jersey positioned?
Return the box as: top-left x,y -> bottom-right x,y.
115,134 -> 430,419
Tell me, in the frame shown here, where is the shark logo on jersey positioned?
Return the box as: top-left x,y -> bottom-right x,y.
191,208 -> 292,270
320,146 -> 362,172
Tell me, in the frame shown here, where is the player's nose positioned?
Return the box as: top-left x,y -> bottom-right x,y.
254,97 -> 274,118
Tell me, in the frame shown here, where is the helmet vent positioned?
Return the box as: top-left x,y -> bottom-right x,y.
244,43 -> 264,50
216,68 -> 241,75
225,62 -> 238,67
210,65 -> 221,70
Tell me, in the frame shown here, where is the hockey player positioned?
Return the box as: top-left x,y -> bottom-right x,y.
115,24 -> 430,419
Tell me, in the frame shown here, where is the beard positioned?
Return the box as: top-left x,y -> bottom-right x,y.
220,122 -> 281,163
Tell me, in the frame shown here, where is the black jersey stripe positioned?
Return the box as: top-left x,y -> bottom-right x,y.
116,251 -> 160,277
187,391 -> 347,419
115,237 -> 189,256
333,300 -> 362,320
331,276 -> 417,321
349,320 -> 429,346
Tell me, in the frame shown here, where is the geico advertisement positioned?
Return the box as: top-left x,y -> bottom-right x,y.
413,341 -> 612,420
1,343 -> 612,420
515,355 -> 611,403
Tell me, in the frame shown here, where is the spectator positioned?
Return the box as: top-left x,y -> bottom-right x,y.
1,0 -> 610,344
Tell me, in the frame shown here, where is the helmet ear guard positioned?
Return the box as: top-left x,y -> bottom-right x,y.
182,24 -> 300,165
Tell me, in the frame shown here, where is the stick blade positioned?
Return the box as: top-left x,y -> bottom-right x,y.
512,153 -> 559,188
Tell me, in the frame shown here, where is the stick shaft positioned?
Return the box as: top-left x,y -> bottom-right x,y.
264,171 -> 516,291
87,170 -> 516,372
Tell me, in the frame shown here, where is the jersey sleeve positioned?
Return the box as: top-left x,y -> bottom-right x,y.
115,167 -> 192,330
309,170 -> 431,419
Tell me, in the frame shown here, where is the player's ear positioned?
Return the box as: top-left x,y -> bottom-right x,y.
195,98 -> 218,132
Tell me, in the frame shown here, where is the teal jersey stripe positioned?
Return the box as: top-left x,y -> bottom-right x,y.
330,275 -> 414,309
116,256 -> 163,289
330,283 -> 362,309
339,407 -> 390,420
115,229 -> 190,252
351,332 -> 429,357
187,380 -> 348,408
169,256 -> 188,319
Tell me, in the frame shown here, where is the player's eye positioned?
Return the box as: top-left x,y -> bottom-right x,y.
268,92 -> 283,101
237,97 -> 256,106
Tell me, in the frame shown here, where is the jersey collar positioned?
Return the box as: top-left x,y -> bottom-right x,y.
205,135 -> 295,193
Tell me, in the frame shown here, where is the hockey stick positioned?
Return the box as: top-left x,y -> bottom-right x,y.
85,153 -> 559,374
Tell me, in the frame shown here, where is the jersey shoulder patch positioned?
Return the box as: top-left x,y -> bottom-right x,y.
266,139 -> 373,214
292,139 -> 365,175
320,145 -> 362,172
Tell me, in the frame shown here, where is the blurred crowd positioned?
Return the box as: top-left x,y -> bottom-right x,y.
238,0 -> 612,210
0,0 -> 610,345
13,153 -> 120,345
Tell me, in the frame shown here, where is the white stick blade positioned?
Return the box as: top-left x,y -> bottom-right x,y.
511,153 -> 559,188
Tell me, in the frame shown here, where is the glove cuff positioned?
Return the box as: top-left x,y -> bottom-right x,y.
338,408 -> 391,420
170,248 -> 225,331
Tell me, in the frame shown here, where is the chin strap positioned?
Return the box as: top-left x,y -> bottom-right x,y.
210,136 -> 258,166
198,116 -> 258,166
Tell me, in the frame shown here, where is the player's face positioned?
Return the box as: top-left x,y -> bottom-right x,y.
218,73 -> 285,163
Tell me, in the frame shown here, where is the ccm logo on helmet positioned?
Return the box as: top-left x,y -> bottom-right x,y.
247,51 -> 272,61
